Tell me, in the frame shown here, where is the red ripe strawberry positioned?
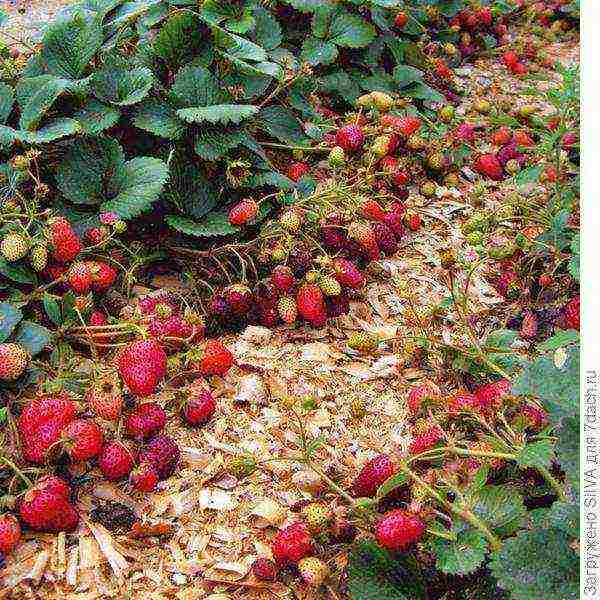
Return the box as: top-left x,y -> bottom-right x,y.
454,122 -> 476,144
394,11 -> 408,28
492,126 -> 513,146
513,130 -> 535,147
287,162 -> 310,182
383,211 -> 406,238
404,211 -> 422,231
477,6 -> 492,25
396,115 -> 422,137
335,124 -> 365,153
252,557 -> 278,581
379,156 -> 399,175
98,441 -> 135,481
199,340 -> 234,376
361,200 -> 387,222
409,426 -> 443,454
297,284 -> 326,323
562,131 -> 578,149
0,343 -> 28,381
475,379 -> 511,410
67,262 -> 92,294
333,258 -> 365,289
228,199 -> 259,226
510,61 -> 528,76
352,454 -> 397,498
182,388 -> 216,426
474,154 -> 504,180
520,403 -> 547,429
18,394 -> 77,464
348,222 -> 380,260
447,389 -> 478,413
434,59 -> 452,80
225,284 -> 253,315
564,296 -> 580,330
373,223 -> 398,256
89,261 -> 117,292
376,509 -> 425,551
407,383 -> 440,414
148,314 -> 193,342
125,402 -> 167,440
85,226 -> 108,245
271,266 -> 296,293
494,268 -> 519,298
139,434 -> 180,480
0,514 -> 21,554
392,169 -> 410,188
271,522 -> 314,566
19,475 -> 78,533
117,340 -> 167,397
49,217 -> 82,263
61,419 -> 104,461
520,311 -> 538,340
89,311 -> 107,326
129,463 -> 160,492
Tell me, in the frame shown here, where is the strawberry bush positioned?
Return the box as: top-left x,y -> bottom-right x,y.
0,0 -> 580,596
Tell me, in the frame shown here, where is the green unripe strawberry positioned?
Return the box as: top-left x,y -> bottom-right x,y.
438,106 -> 455,123
407,134 -> 427,151
319,276 -> 342,296
328,146 -> 345,168
426,153 -> 445,171
473,100 -> 491,114
371,91 -> 394,112
29,245 -> 48,272
227,456 -> 257,478
347,331 -> 379,354
420,181 -> 437,197
518,104 -> 537,118
466,232 -> 483,245
302,503 -> 333,533
462,212 -> 489,233
1,232 -> 29,262
505,159 -> 520,174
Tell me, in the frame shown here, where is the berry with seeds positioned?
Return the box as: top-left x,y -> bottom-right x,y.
302,503 -> 333,534
117,340 -> 167,397
271,522 -> 314,565
67,262 -> 92,294
18,394 -> 77,464
182,388 -> 216,426
409,426 -> 443,454
474,154 -> 504,180
404,211 -> 422,232
319,276 -> 342,297
252,558 -> 277,581
348,222 -> 380,261
328,146 -> 346,168
138,434 -> 180,480
376,509 -> 425,551
564,296 -> 580,330
86,384 -> 123,422
61,419 -> 104,461
333,258 -> 365,289
30,245 -> 48,272
335,124 -> 365,153
198,340 -> 234,376
492,126 -> 513,146
19,476 -> 79,533
280,208 -> 303,232
373,222 -> 398,256
49,217 -> 82,263
125,402 -> 167,441
0,343 -> 28,381
407,382 -> 441,414
278,296 -> 298,324
99,441 -> 136,481
353,454 -> 397,498
446,389 -> 478,413
361,200 -> 387,222
347,331 -> 379,354
394,11 -> 408,28
225,284 -> 253,315
129,463 -> 159,492
287,162 -> 310,182
228,200 -> 258,226
1,233 -> 29,262
475,379 -> 511,410
0,514 -> 21,555
89,261 -> 117,293
271,266 -> 296,293
298,557 -> 330,587
297,284 -> 326,324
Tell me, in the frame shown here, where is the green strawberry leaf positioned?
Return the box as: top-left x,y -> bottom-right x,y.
13,321 -> 52,356
429,529 -> 488,575
0,302 -> 23,342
